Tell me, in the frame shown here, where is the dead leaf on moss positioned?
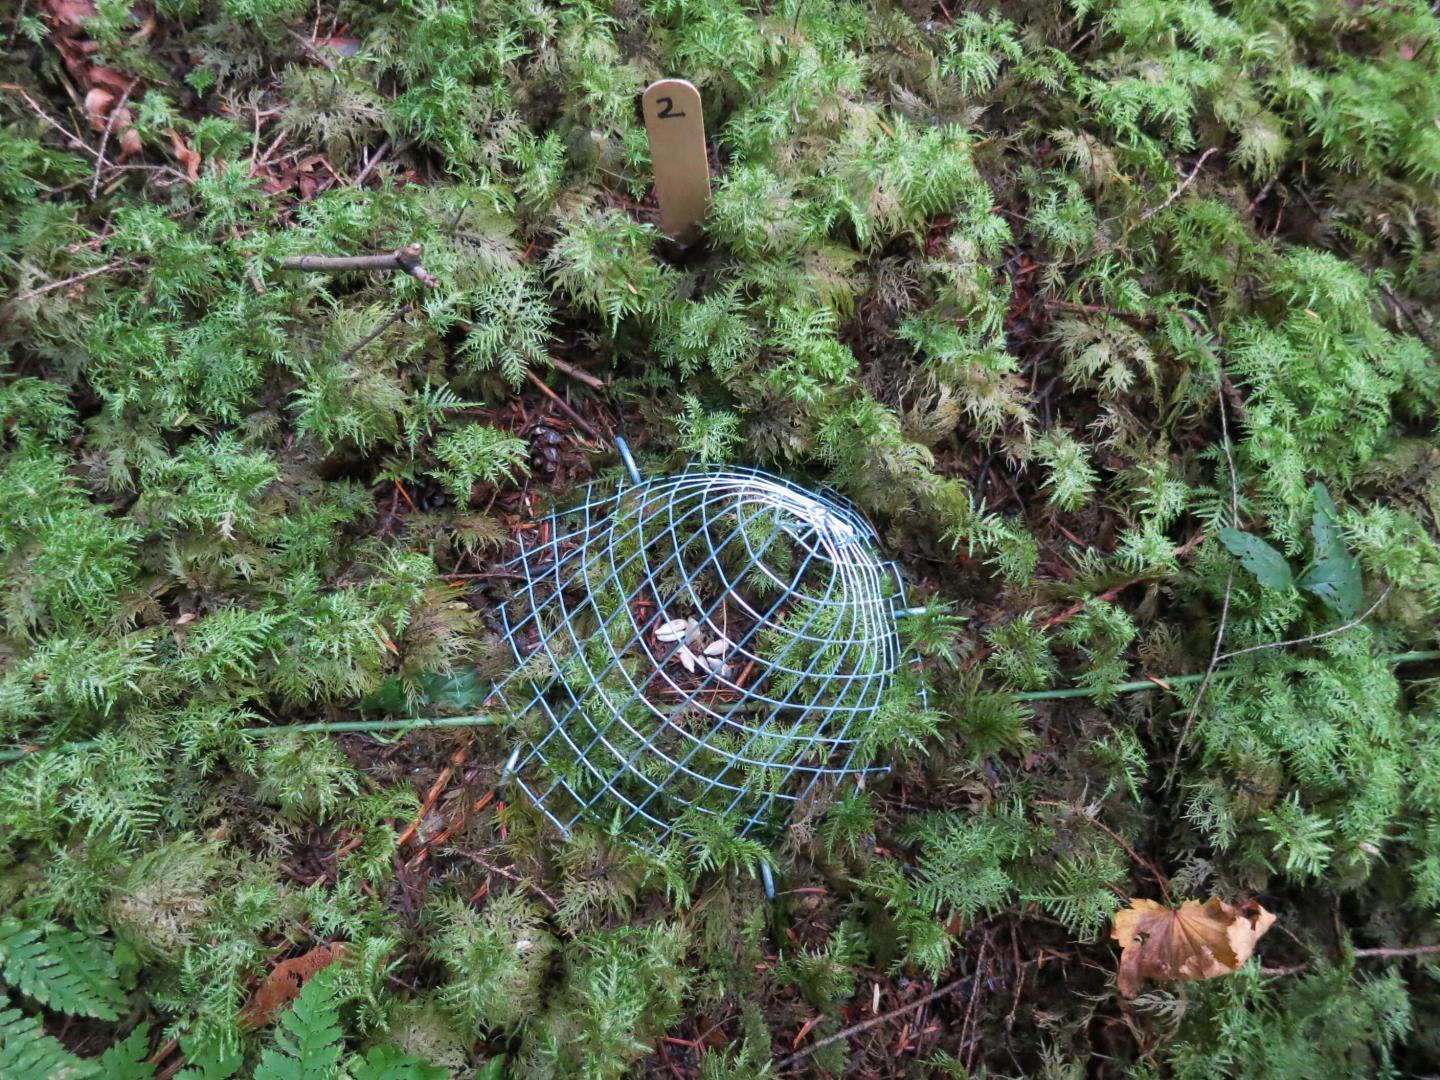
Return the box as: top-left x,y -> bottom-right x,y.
167,128 -> 201,181
43,0 -> 145,158
1111,897 -> 1275,997
241,941 -> 347,1027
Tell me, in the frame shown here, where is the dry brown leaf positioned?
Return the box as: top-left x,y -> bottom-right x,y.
167,127 -> 201,181
83,86 -> 114,130
43,0 -> 145,157
1111,897 -> 1275,997
240,942 -> 347,1027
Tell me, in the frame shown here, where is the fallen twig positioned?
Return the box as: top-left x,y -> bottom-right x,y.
1037,800 -> 1170,901
1,83 -> 98,158
1046,298 -> 1156,326
354,137 -> 391,186
456,849 -> 560,911
776,972 -> 983,1070
287,26 -> 338,70
1379,284 -> 1435,351
340,305 -> 412,365
90,77 -> 140,201
1262,942 -> 1440,977
1141,146 -> 1220,221
397,746 -> 468,847
547,353 -> 607,390
525,370 -> 600,439
9,260 -> 132,304
1165,377 -> 1239,790
1216,584 -> 1393,664
281,243 -> 439,287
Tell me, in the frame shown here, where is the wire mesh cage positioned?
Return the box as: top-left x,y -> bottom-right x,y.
492,442 -> 914,843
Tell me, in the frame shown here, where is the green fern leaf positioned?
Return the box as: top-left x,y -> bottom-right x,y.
95,1025 -> 156,1078
0,919 -> 126,1020
0,1006 -> 95,1079
348,1045 -> 448,1080
254,967 -> 345,1080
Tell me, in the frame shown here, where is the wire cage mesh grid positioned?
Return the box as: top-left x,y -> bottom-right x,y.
492,444 -> 913,842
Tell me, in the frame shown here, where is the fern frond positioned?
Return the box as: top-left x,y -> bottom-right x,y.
0,919 -> 127,1020
254,967 -> 345,1080
0,1006 -> 93,1079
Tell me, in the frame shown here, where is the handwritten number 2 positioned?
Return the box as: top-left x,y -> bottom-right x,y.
656,96 -> 686,119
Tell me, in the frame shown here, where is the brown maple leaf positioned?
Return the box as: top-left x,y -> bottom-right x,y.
240,942 -> 347,1027
1111,897 -> 1275,997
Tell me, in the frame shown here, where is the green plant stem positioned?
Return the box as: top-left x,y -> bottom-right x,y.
0,713 -> 500,764
5,650 -> 1438,763
1012,649 -> 1440,701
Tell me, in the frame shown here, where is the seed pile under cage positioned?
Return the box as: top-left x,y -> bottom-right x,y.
490,447 -> 914,842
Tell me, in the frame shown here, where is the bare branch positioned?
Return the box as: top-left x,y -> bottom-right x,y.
1217,585 -> 1393,664
776,974 -> 973,1070
1141,147 -> 1220,222
1262,942 -> 1440,977
281,243 -> 439,287
1166,376 -> 1238,789
339,305 -> 413,365
90,77 -> 140,201
9,260 -> 132,304
1,83 -> 99,158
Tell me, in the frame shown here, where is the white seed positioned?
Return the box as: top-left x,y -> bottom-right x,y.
677,645 -> 697,673
655,618 -> 694,642
703,636 -> 732,657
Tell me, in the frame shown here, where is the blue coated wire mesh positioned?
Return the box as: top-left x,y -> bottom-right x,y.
492,445 -> 912,842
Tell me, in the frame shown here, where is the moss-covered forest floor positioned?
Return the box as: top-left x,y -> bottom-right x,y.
3,0 -> 1440,1076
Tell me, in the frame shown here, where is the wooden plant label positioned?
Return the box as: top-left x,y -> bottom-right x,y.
641,78 -> 711,243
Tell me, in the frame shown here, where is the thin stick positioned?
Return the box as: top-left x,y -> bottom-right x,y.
9,261 -> 131,304
1140,147 -> 1220,221
525,370 -> 599,438
288,26 -> 338,70
1217,585 -> 1393,664
340,305 -> 411,365
281,243 -> 439,287
1378,284 -> 1434,350
90,78 -> 140,201
958,935 -> 989,1071
455,849 -> 560,911
1036,801 -> 1169,903
547,353 -> 607,390
353,137 -> 391,186
1012,648 -> 1440,701
1262,942 -> 1440,977
7,653 -> 1440,765
1046,298 -> 1155,326
1,84 -> 99,158
1165,377 -> 1238,788
0,713 -> 504,763
775,973 -> 973,1070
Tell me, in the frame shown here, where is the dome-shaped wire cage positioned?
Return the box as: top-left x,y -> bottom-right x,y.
492,444 -> 914,842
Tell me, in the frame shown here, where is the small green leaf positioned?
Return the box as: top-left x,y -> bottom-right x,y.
351,1045 -> 448,1080
1297,556 -> 1364,618
360,671 -> 490,716
1218,529 -> 1293,590
95,1025 -> 157,1079
476,1056 -> 507,1080
1309,482 -> 1341,552
1299,483 -> 1363,618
